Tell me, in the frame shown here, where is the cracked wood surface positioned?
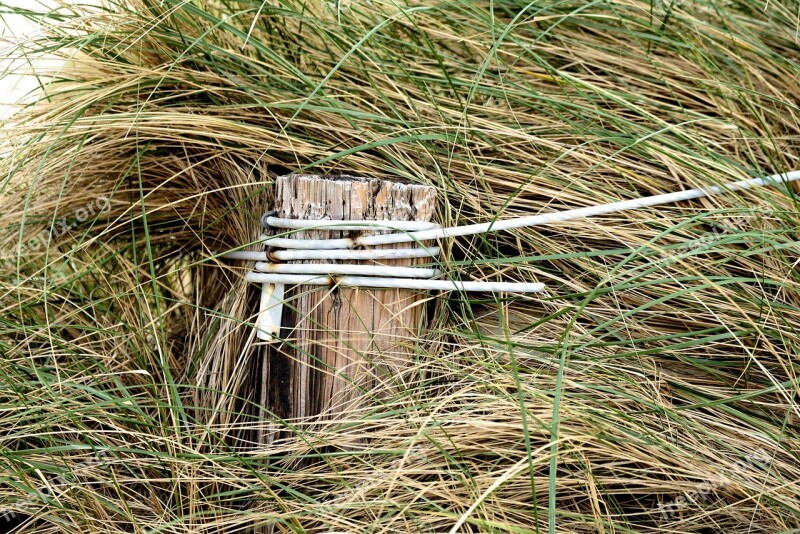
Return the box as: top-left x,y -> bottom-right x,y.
259,174 -> 436,441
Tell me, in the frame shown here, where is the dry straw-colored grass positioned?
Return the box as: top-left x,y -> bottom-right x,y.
0,0 -> 799,532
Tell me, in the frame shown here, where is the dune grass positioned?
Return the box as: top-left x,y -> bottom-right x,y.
0,0 -> 799,532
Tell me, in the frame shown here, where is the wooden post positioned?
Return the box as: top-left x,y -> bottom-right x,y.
259,174 -> 436,441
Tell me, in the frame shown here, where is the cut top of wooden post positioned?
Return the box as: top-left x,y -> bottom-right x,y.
270,174 -> 437,421
275,174 -> 436,224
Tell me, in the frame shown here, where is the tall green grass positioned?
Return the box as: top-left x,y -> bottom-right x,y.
0,0 -> 798,532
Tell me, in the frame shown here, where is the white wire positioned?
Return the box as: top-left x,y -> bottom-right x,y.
245,272 -> 546,293
263,171 -> 800,250
222,169 -> 800,340
222,250 -> 269,261
220,247 -> 439,262
256,281 -> 283,341
254,261 -> 440,278
271,246 -> 440,261
221,169 -> 799,299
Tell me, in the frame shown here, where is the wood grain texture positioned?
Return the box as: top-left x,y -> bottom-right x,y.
261,175 -> 436,440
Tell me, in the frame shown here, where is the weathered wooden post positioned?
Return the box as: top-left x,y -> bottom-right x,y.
258,175 -> 436,442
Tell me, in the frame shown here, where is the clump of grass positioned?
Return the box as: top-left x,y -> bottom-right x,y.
0,0 -> 799,532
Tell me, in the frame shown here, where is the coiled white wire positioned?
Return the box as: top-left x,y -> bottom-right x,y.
224,219 -> 466,340
262,171 -> 800,250
220,170 -> 800,340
